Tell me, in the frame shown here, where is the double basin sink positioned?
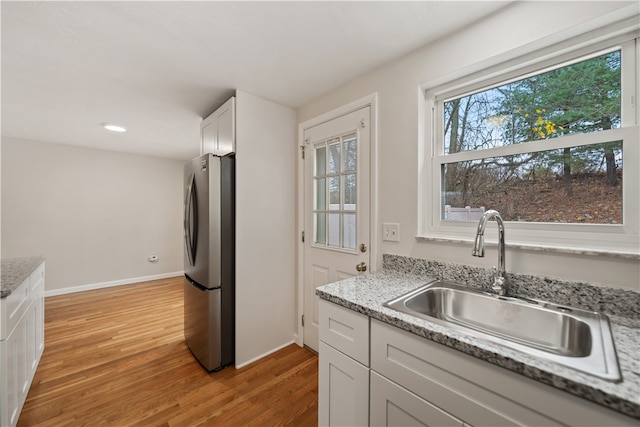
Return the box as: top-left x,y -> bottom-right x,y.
384,280 -> 621,382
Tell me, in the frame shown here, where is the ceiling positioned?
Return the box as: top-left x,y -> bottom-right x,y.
2,1 -> 510,160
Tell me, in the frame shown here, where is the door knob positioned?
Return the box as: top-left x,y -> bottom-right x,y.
356,262 -> 367,272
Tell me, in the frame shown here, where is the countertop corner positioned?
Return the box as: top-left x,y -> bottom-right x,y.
1,256 -> 46,298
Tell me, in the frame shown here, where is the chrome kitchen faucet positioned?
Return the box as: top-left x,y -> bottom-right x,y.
472,209 -> 507,296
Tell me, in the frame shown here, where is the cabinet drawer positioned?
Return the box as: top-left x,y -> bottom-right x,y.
370,371 -> 463,427
1,278 -> 30,340
29,263 -> 45,297
319,299 -> 369,366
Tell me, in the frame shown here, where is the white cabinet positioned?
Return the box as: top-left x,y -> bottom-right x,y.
319,298 -> 369,366
319,299 -> 637,427
319,342 -> 369,427
370,371 -> 463,427
318,299 -> 369,426
371,319 -> 636,427
28,264 -> 45,371
201,96 -> 235,156
1,310 -> 28,427
1,261 -> 45,427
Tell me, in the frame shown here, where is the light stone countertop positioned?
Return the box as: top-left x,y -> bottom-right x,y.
317,270 -> 640,420
1,256 -> 46,298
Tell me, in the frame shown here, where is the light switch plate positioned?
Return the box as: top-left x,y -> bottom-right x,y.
383,223 -> 400,242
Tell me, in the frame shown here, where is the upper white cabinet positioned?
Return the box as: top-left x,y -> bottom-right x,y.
201,96 -> 235,156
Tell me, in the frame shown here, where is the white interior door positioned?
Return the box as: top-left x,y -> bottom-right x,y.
303,106 -> 371,352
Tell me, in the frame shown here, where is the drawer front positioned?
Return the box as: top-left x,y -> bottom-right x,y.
29,263 -> 45,298
370,371 -> 463,427
319,299 -> 369,366
371,320 -> 560,427
1,279 -> 30,340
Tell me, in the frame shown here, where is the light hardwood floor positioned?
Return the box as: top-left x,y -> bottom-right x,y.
18,277 -> 318,426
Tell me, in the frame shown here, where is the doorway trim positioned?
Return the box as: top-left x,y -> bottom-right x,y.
295,93 -> 378,347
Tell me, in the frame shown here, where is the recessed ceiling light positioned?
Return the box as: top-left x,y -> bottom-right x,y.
102,123 -> 127,133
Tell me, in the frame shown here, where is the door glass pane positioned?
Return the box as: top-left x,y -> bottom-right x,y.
311,132 -> 359,251
328,141 -> 341,174
342,213 -> 356,250
314,212 -> 326,244
315,146 -> 326,176
329,176 -> 340,210
328,213 -> 340,247
343,136 -> 357,172
315,178 -> 326,210
343,174 -> 356,210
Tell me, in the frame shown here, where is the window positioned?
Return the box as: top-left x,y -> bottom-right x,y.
422,33 -> 639,253
313,133 -> 358,250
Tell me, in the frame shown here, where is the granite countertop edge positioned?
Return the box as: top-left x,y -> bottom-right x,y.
316,272 -> 640,420
1,256 -> 46,298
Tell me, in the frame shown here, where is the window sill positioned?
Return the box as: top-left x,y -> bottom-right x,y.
415,235 -> 640,260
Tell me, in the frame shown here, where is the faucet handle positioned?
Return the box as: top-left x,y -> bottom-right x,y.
492,276 -> 506,296
490,266 -> 507,296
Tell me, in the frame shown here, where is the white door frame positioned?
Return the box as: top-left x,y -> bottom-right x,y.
295,93 -> 378,347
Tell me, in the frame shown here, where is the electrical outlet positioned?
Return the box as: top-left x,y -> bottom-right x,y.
383,223 -> 400,242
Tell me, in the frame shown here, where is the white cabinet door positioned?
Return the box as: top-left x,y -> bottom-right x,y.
25,304 -> 36,385
370,372 -> 463,427
1,311 -> 29,427
34,294 -> 44,363
319,341 -> 369,427
216,98 -> 235,155
201,96 -> 235,156
0,336 -> 19,427
201,115 -> 218,155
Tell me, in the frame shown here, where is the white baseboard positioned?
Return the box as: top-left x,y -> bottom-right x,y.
234,339 -> 296,369
44,271 -> 184,297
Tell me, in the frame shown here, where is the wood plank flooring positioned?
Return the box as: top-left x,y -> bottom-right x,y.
18,277 -> 318,426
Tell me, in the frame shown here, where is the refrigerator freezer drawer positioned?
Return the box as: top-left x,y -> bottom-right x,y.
184,279 -> 227,371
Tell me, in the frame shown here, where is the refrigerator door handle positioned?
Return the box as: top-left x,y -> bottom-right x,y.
184,172 -> 198,266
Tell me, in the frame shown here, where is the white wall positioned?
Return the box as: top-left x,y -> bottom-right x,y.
235,90 -> 297,367
1,138 -> 184,294
297,1 -> 640,290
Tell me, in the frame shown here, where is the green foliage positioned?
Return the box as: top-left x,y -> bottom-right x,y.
443,50 -> 622,196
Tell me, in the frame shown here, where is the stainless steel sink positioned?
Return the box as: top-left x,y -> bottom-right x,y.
384,281 -> 621,382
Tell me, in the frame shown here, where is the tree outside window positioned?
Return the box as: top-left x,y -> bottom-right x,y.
441,50 -> 623,224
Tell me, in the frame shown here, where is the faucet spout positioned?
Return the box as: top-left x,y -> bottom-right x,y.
472,209 -> 507,296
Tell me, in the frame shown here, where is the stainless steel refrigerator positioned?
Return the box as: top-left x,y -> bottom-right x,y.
183,153 -> 235,371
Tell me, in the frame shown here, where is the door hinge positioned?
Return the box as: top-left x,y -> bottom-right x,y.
302,314 -> 305,327
302,231 -> 305,242
300,145 -> 305,159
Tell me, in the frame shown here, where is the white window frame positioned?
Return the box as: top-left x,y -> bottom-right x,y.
419,30 -> 639,255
